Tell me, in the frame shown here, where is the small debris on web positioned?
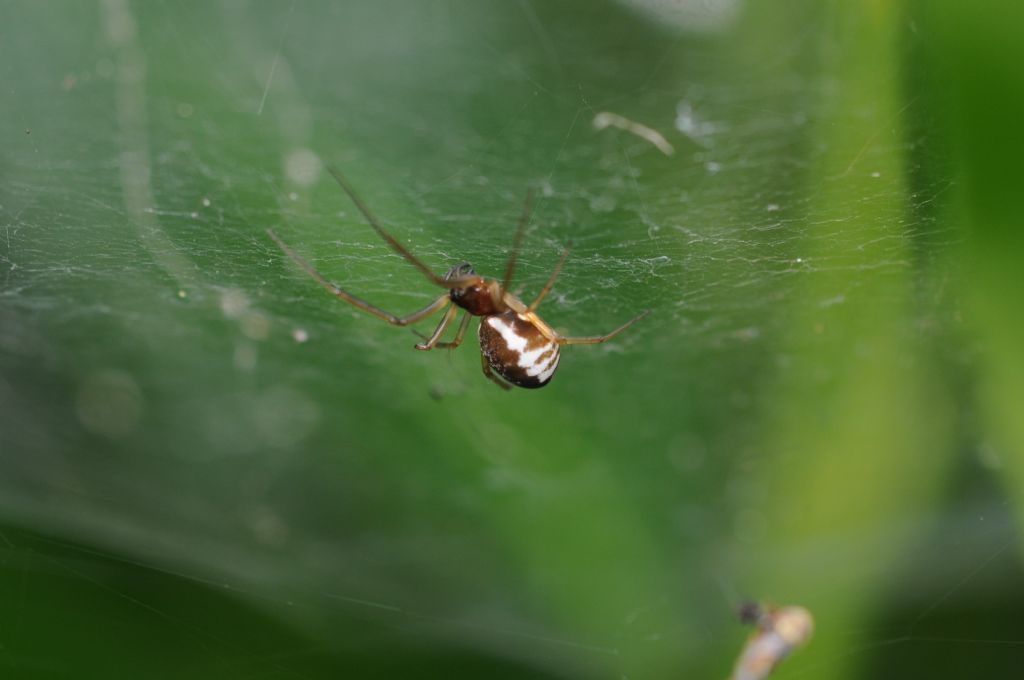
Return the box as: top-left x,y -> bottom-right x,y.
592,111 -> 675,156
729,602 -> 813,680
674,100 -> 724,146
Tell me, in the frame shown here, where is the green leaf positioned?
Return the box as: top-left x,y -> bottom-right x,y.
2,1 -> 1023,678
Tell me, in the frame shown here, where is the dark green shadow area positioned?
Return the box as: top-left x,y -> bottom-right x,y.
0,524 -> 564,680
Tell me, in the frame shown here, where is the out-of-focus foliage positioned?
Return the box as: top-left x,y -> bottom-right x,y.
1,1 -> 1022,678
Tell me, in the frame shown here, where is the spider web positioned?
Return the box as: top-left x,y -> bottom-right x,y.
1,1 -> 1022,678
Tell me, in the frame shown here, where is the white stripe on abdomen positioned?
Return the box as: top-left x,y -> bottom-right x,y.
485,315 -> 559,384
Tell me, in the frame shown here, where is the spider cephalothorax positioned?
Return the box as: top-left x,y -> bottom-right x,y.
267,167 -> 648,390
448,276 -> 503,317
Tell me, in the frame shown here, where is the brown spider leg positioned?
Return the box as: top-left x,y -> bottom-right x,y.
555,310 -> 650,346
430,312 -> 472,349
527,241 -> 572,312
414,305 -> 460,350
326,166 -> 455,289
499,188 -> 537,296
480,352 -> 512,390
268,228 -> 451,325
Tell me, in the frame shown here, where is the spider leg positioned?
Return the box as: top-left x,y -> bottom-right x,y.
480,352 -> 512,390
499,188 -> 537,295
414,305 -> 460,350
429,312 -> 472,350
555,310 -> 650,346
326,166 -> 454,289
527,241 -> 572,312
268,228 -> 451,325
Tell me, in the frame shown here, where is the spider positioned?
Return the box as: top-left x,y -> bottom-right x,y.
266,167 -> 649,390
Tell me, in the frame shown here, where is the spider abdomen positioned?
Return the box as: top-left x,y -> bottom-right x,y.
478,311 -> 560,389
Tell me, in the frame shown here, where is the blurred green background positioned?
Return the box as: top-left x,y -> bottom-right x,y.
2,1 -> 1023,678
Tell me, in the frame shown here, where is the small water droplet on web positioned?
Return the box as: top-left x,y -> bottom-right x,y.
285,148 -> 322,186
